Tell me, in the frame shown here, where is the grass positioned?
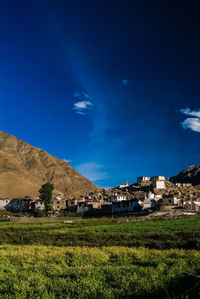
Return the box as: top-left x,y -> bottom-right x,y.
0,216 -> 199,298
0,216 -> 199,249
0,245 -> 199,298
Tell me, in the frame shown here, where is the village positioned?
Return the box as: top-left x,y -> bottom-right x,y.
0,175 -> 200,217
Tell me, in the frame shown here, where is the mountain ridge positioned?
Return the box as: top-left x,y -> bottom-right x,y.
170,165 -> 200,186
0,130 -> 100,199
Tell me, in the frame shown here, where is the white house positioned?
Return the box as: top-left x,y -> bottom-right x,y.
119,181 -> 130,188
143,198 -> 157,210
0,199 -> 10,210
116,195 -> 127,201
137,177 -> 150,183
152,180 -> 166,189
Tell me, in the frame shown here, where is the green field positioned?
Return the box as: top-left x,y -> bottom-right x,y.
0,216 -> 199,298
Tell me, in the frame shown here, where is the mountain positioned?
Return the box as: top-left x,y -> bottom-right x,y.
0,130 -> 100,199
170,165 -> 200,186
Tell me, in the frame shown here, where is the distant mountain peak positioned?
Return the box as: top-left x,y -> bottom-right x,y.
170,165 -> 200,186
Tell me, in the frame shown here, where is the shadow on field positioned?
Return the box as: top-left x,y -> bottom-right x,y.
1,231 -> 200,250
152,274 -> 200,299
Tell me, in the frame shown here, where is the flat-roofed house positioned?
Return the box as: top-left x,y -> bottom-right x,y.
77,201 -> 103,213
143,198 -> 157,210
183,200 -> 200,211
53,199 -> 67,211
0,198 -> 31,212
152,180 -> 166,189
116,195 -> 127,201
112,199 -> 141,213
162,195 -> 178,206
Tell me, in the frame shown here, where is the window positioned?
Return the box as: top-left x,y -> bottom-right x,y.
118,203 -> 120,208
169,199 -> 171,203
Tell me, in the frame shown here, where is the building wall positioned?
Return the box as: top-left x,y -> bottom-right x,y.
5,199 -> 30,212
152,180 -> 166,189
184,201 -> 200,211
31,201 -> 45,211
112,200 -> 141,213
53,199 -> 66,211
0,199 -> 11,210
151,176 -> 165,182
116,195 -> 127,201
163,197 -> 178,206
143,198 -> 157,209
77,202 -> 89,213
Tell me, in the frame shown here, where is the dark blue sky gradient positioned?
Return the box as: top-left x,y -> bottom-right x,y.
0,0 -> 199,187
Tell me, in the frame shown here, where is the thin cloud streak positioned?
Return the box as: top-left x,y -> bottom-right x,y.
75,162 -> 108,183
73,90 -> 93,115
73,100 -> 93,114
180,107 -> 200,133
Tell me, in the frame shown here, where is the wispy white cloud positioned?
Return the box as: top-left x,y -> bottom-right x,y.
181,118 -> 200,133
180,107 -> 200,133
180,107 -> 200,118
75,162 -> 108,182
73,101 -> 93,114
73,91 -> 93,115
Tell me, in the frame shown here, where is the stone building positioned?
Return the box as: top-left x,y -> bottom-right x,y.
0,198 -> 30,212
162,195 -> 178,206
112,199 -> 141,213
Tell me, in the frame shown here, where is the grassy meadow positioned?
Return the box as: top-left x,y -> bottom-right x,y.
0,216 -> 199,298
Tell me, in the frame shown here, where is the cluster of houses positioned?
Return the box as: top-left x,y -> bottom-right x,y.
0,192 -> 182,215
0,175 -> 199,215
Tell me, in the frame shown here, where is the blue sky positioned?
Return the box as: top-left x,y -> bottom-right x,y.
0,0 -> 199,187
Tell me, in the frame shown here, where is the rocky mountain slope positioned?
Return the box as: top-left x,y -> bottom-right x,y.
170,165 -> 200,186
0,130 -> 100,199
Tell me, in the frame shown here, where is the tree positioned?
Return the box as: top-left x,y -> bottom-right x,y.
39,182 -> 54,215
